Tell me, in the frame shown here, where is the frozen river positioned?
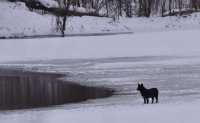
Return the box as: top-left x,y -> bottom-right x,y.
1,55 -> 200,123
1,55 -> 200,107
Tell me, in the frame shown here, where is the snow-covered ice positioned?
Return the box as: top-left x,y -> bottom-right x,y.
0,29 -> 200,122
0,98 -> 200,123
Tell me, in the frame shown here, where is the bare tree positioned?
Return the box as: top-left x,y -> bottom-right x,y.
55,0 -> 71,37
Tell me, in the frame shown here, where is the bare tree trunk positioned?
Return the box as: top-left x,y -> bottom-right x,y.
169,0 -> 172,14
161,0 -> 166,16
62,16 -> 66,37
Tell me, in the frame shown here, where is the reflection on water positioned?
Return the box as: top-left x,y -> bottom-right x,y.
0,70 -> 113,110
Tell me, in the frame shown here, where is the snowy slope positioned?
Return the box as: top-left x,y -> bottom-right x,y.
38,0 -> 58,7
1,1 -> 200,37
0,1 -> 129,38
120,14 -> 200,33
0,1 -> 55,37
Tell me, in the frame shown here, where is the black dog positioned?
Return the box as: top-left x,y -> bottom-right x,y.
137,83 -> 159,104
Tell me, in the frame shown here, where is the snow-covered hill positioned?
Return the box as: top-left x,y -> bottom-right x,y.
1,1 -> 200,38
0,1 -> 129,38
0,1 -> 54,37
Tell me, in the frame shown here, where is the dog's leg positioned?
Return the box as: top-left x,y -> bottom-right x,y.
143,97 -> 146,104
152,97 -> 154,104
146,98 -> 149,104
156,96 -> 158,103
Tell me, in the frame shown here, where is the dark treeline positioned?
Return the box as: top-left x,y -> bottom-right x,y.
76,0 -> 200,17
52,0 -> 200,16
9,0 -> 200,17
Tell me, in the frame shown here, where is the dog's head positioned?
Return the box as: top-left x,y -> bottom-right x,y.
137,82 -> 144,91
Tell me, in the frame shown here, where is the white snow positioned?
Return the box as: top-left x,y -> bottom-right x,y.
0,100 -> 200,123
0,1 -> 55,37
0,29 -> 200,62
120,14 -> 200,33
38,0 -> 58,8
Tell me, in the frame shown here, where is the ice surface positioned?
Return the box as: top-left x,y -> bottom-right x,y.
0,90 -> 200,123
1,30 -> 200,122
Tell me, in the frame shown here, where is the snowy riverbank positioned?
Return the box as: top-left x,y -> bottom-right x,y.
1,1 -> 200,38
0,29 -> 200,62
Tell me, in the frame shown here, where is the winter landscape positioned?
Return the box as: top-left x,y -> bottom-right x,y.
1,0 -> 200,123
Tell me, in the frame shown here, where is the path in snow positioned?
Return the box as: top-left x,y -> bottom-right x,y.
0,32 -> 133,39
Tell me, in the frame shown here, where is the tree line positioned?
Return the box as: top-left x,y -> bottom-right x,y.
10,0 -> 200,17
53,0 -> 200,17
